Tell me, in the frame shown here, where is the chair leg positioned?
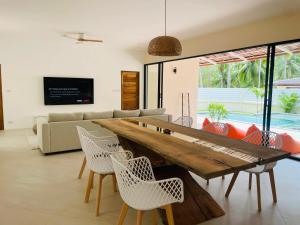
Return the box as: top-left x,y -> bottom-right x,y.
85,170 -> 94,203
112,174 -> 118,192
96,174 -> 105,216
225,172 -> 239,198
136,210 -> 144,225
256,174 -> 262,212
164,204 -> 175,225
248,173 -> 252,190
91,172 -> 94,189
117,203 -> 129,225
152,209 -> 158,225
78,156 -> 86,179
268,169 -> 277,203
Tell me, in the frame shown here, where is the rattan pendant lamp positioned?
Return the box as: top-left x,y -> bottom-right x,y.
147,0 -> 182,56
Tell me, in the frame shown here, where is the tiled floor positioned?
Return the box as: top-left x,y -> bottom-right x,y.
0,129 -> 299,225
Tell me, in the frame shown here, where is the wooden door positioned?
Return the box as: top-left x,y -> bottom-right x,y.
121,71 -> 140,110
0,65 -> 4,130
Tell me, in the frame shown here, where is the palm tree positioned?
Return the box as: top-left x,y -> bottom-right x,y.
274,54 -> 300,80
233,60 -> 266,88
211,64 -> 229,88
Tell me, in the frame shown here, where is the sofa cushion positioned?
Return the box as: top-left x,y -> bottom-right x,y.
202,118 -> 211,128
48,112 -> 83,122
279,133 -> 300,154
113,110 -> 140,118
226,123 -> 246,140
140,108 -> 166,116
83,111 -> 113,120
245,124 -> 260,137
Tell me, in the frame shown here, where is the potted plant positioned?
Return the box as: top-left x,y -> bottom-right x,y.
208,103 -> 228,121
278,92 -> 300,113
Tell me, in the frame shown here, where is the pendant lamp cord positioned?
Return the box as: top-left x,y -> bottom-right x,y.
165,0 -> 167,36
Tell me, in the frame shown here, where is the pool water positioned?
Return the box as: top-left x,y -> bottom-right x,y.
197,112 -> 300,131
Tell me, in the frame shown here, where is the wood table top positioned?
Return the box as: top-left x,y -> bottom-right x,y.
93,118 -> 289,179
127,117 -> 290,165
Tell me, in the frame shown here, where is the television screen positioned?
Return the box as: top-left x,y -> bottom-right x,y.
44,77 -> 94,105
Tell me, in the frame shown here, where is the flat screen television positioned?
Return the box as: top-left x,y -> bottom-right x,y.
44,77 -> 94,105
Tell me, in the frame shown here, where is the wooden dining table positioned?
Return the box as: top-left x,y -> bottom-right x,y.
93,117 -> 290,225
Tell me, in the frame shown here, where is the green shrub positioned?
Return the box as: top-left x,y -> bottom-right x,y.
250,87 -> 265,99
208,103 -> 228,121
278,92 -> 299,113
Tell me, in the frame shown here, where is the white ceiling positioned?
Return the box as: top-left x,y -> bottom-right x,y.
1,0 -> 300,50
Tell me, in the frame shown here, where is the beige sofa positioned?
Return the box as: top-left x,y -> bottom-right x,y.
36,109 -> 171,154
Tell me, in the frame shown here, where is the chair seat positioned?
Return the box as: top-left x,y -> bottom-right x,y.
246,165 -> 265,173
124,182 -> 180,211
246,162 -> 277,174
89,158 -> 114,174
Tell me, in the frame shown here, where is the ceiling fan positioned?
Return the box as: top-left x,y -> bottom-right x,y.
63,32 -> 103,44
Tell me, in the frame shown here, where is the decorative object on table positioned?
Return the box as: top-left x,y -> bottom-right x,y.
163,128 -> 171,135
148,0 -> 182,56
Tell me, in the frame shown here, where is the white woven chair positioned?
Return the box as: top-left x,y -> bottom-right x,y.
77,126 -> 121,216
173,116 -> 193,127
202,122 -> 229,184
225,130 -> 283,211
77,127 -> 120,179
111,152 -> 184,225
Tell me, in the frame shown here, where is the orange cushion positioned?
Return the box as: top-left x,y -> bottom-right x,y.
202,119 -> 220,134
226,123 -> 246,139
246,124 -> 260,136
244,124 -> 262,145
279,133 -> 300,154
202,118 -> 210,128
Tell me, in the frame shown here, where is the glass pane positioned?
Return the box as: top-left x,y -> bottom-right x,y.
272,42 -> 300,157
197,46 -> 268,136
146,64 -> 159,109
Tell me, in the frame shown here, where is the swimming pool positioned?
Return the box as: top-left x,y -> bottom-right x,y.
197,112 -> 300,131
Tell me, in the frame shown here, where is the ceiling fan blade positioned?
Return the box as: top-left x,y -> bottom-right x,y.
63,34 -> 78,40
79,38 -> 103,43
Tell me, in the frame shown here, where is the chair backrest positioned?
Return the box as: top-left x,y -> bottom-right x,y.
173,116 -> 193,127
203,122 -> 229,136
77,127 -> 114,174
243,130 -> 282,171
77,126 -> 91,146
77,126 -> 119,151
110,154 -> 152,208
111,153 -> 184,210
243,130 -> 282,149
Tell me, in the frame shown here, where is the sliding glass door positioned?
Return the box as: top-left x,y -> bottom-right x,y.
144,63 -> 163,109
144,39 -> 300,159
197,46 -> 269,130
269,41 -> 300,158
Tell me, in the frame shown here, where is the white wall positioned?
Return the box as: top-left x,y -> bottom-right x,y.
163,58 -> 198,127
0,34 -> 144,129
